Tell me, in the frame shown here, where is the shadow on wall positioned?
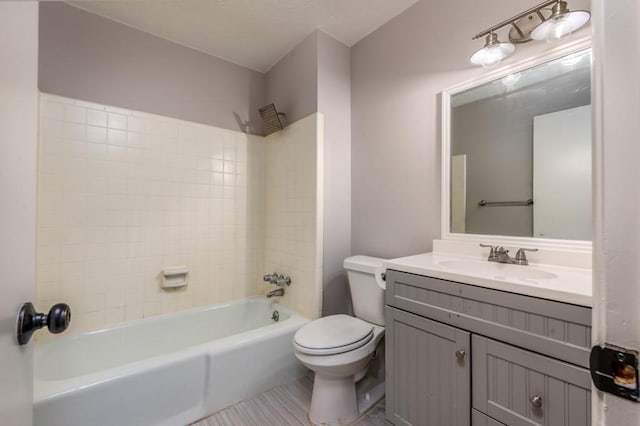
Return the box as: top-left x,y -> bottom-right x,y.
233,112 -> 252,134
234,73 -> 269,135
323,273 -> 353,316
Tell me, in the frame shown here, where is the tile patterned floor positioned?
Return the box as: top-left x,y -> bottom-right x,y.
192,376 -> 387,426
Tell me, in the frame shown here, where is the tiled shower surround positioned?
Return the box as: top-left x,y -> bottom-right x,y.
36,93 -> 322,335
264,116 -> 323,319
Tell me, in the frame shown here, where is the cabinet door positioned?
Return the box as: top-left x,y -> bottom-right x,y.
473,335 -> 591,426
473,410 -> 506,426
386,307 -> 470,426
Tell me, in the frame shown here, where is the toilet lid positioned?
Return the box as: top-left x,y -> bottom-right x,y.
294,314 -> 374,356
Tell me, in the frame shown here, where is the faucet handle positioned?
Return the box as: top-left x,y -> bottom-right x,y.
480,243 -> 497,260
515,248 -> 538,265
275,275 -> 291,286
263,272 -> 279,284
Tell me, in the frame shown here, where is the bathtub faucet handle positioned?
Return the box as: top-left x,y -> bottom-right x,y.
275,275 -> 291,286
263,272 -> 279,284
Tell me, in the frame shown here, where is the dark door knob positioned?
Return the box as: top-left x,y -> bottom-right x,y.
16,302 -> 71,345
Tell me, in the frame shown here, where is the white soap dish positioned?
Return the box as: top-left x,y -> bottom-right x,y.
161,266 -> 189,289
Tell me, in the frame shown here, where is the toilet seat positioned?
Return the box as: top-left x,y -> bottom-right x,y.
294,314 -> 374,356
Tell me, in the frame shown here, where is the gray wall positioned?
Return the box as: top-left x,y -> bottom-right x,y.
39,2 -> 266,135
452,73 -> 591,237
317,32 -> 352,316
265,31 -> 352,315
350,0 -> 591,258
265,32 -> 318,126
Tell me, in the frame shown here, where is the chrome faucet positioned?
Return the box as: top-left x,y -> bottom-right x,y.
266,288 -> 284,298
264,271 -> 290,298
494,246 -> 516,264
263,272 -> 291,287
514,247 -> 538,265
275,275 -> 291,286
480,244 -> 538,265
263,272 -> 279,285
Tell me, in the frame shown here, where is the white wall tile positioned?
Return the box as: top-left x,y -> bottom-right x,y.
37,94 -> 322,335
86,109 -> 107,127
264,114 -> 323,319
108,112 -> 127,130
37,94 -> 268,334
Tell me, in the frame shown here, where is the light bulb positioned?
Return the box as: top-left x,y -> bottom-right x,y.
470,33 -> 515,68
481,45 -> 503,68
545,16 -> 574,42
530,2 -> 590,42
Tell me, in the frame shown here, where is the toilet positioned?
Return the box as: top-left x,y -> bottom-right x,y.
293,255 -> 386,425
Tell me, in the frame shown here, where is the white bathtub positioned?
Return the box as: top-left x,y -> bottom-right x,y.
34,297 -> 309,426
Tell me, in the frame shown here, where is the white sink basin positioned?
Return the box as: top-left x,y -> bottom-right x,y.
438,259 -> 558,281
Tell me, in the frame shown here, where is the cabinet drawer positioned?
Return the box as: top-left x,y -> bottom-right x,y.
473,335 -> 591,426
473,410 -> 506,426
386,307 -> 470,426
386,270 -> 591,367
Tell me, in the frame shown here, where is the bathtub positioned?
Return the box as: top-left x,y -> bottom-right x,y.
34,297 -> 309,426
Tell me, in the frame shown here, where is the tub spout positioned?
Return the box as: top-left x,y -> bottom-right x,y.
266,288 -> 284,298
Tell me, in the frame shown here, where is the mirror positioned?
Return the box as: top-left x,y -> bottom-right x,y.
445,47 -> 592,242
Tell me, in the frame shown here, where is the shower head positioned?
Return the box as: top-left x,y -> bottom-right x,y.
259,103 -> 286,136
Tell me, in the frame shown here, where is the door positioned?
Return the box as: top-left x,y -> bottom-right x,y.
386,306 -> 471,426
592,0 -> 640,424
0,2 -> 39,424
533,105 -> 591,240
451,154 -> 467,233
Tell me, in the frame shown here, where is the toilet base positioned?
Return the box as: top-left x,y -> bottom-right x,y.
309,374 -> 358,425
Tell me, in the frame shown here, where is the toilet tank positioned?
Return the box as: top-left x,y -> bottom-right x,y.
344,255 -> 386,326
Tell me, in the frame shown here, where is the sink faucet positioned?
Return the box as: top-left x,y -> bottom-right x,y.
494,246 -> 516,264
266,288 -> 284,298
480,244 -> 538,265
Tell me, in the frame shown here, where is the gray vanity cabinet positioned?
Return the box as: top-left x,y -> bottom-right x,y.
385,270 -> 592,426
386,306 -> 471,426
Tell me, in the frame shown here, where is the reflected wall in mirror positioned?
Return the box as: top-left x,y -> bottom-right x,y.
448,48 -> 591,241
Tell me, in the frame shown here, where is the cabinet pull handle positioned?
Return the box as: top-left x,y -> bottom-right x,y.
455,349 -> 466,360
529,395 -> 543,408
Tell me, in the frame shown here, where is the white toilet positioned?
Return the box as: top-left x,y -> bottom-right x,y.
293,255 -> 386,425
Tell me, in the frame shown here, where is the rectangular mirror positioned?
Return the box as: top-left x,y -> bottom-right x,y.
443,45 -> 592,243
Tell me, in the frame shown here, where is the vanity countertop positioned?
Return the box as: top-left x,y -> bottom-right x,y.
384,252 -> 592,307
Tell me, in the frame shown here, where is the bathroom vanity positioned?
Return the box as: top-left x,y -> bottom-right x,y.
383,252 -> 592,426
384,39 -> 596,425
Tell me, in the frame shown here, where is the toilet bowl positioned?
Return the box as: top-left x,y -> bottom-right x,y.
293,255 -> 386,425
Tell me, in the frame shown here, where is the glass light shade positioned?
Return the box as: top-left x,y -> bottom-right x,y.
531,10 -> 590,42
470,42 -> 515,69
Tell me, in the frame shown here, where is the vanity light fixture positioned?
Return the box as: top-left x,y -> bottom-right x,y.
470,0 -> 590,68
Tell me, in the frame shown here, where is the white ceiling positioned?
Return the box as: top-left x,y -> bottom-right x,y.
69,0 -> 419,73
